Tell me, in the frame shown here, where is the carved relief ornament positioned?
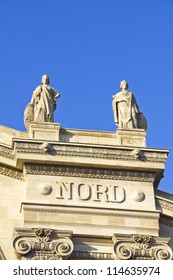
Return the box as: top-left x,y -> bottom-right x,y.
24,164 -> 155,183
13,227 -> 74,260
0,165 -> 24,181
156,197 -> 173,213
112,234 -> 173,260
0,145 -> 14,159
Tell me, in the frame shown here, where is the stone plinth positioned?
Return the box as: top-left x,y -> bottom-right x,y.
29,122 -> 61,141
115,128 -> 146,147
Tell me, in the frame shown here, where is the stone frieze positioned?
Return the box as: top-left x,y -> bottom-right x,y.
25,163 -> 156,182
0,165 -> 24,181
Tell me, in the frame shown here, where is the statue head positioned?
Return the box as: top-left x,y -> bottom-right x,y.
41,74 -> 50,85
120,80 -> 128,90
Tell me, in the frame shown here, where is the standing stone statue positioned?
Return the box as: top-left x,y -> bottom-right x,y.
112,80 -> 147,130
24,75 -> 60,130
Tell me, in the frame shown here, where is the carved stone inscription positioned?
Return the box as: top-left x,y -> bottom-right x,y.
56,181 -> 125,203
27,175 -> 153,210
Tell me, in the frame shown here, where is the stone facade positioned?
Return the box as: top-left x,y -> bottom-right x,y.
0,123 -> 173,260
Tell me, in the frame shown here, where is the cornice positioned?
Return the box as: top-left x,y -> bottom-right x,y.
0,145 -> 14,159
155,196 -> 173,213
159,215 -> 173,227
13,141 -> 168,163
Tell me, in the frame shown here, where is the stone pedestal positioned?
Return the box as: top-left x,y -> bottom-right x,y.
116,128 -> 146,147
29,122 -> 61,141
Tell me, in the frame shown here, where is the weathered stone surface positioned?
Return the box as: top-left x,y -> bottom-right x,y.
28,122 -> 61,141
21,203 -> 160,237
24,174 -> 156,211
115,128 -> 146,146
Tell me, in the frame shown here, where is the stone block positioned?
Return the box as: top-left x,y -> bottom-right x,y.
116,128 -> 146,147
29,122 -> 61,141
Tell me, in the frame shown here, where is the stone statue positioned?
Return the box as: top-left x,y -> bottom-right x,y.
112,80 -> 147,130
24,75 -> 60,130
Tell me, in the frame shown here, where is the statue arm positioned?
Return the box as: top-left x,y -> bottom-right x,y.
113,92 -> 126,103
52,88 -> 60,100
50,88 -> 60,111
54,92 -> 60,100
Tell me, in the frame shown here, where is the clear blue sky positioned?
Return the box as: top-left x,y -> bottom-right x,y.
0,0 -> 173,194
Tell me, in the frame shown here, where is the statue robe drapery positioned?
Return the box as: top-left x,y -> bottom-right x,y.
31,84 -> 58,122
112,91 -> 140,129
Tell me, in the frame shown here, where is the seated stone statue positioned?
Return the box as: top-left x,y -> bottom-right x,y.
112,80 -> 147,130
24,75 -> 60,130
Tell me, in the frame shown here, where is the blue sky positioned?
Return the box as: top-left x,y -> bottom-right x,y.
0,0 -> 173,194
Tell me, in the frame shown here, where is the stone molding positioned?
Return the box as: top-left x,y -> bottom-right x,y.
13,227 -> 74,260
70,251 -> 114,260
22,204 -> 159,220
13,141 -> 168,163
155,197 -> 173,213
159,215 -> 173,227
0,145 -> 14,159
0,165 -> 24,181
24,164 -> 156,182
112,234 -> 173,260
